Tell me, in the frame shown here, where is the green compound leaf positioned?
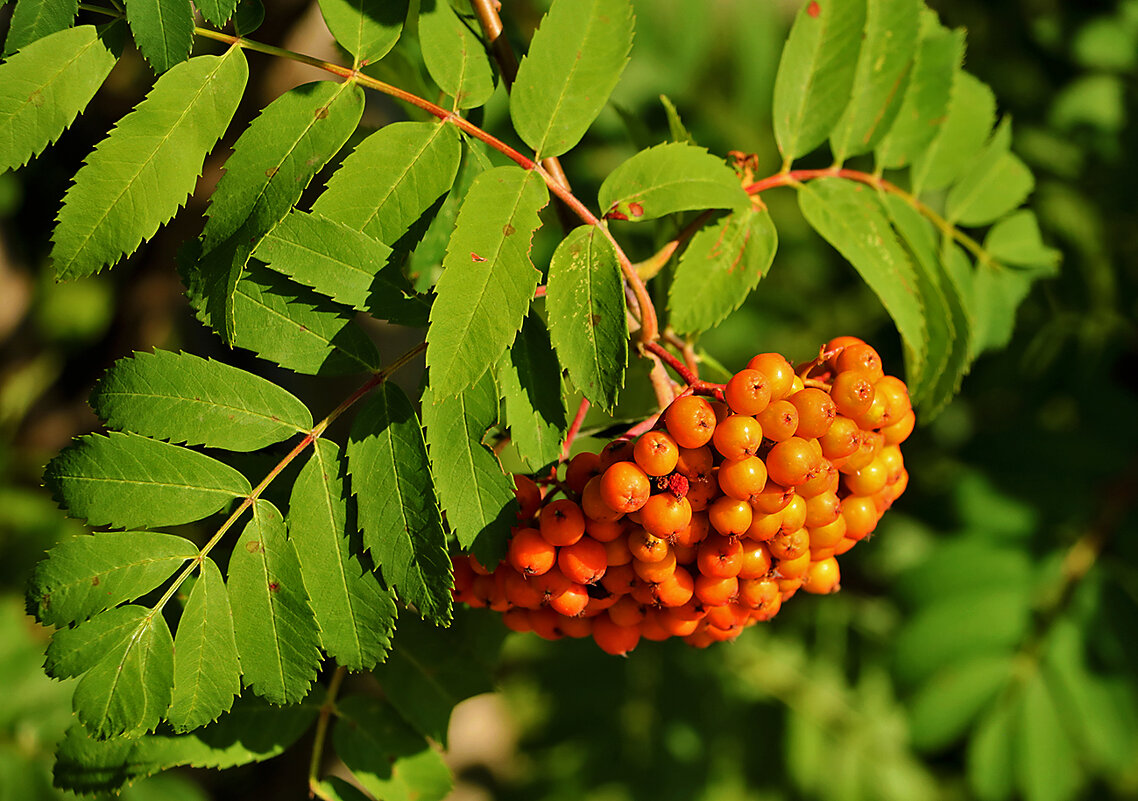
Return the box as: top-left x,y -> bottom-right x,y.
317,0 -> 408,65
370,609 -> 505,746
910,69 -> 995,194
47,605 -> 173,739
829,0 -> 920,162
289,438 -> 397,670
90,349 -> 312,452
496,312 -> 567,470
668,205 -> 778,336
254,210 -> 429,326
597,142 -> 749,222
196,80 -> 364,341
772,0 -> 866,163
228,499 -> 322,705
346,385 -> 452,625
421,371 -> 518,567
3,0 -> 78,55
797,178 -> 926,388
967,696 -> 1019,801
881,193 -> 969,413
418,0 -> 495,110
545,224 -> 626,412
333,694 -> 453,801
908,654 -> 1014,752
123,0 -> 194,74
1016,672 -> 1082,801
875,19 -> 962,170
426,165 -> 547,398
945,118 -> 1034,227
313,120 -> 462,247
984,210 -> 1060,270
43,432 -> 251,530
168,557 -> 241,732
55,698 -> 318,794
510,0 -> 634,159
233,0 -> 265,36
196,0 -> 239,27
192,259 -> 382,376
28,531 -> 197,627
51,48 -> 248,280
0,24 -> 121,173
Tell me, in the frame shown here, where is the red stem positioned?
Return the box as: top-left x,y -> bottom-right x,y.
561,397 -> 591,462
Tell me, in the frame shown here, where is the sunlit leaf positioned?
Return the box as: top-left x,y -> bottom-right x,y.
317,0 -> 408,64
418,0 -> 495,110
496,313 -> 567,470
123,0 -> 194,74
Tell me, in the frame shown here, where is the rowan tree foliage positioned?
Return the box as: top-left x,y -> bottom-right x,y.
0,1 -> 1136,800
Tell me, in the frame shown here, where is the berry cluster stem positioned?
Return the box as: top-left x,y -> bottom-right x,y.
307,666 -> 348,800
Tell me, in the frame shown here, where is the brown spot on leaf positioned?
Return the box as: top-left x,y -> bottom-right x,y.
471,252 -> 487,262
92,576 -> 100,586
589,313 -> 602,327
245,540 -> 262,553
807,1 -> 821,17
503,224 -> 516,236
29,89 -> 44,107
265,167 -> 278,179
314,106 -> 330,120
268,581 -> 280,592
628,202 -> 644,218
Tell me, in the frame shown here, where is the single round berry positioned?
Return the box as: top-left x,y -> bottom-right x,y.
789,388 -> 837,439
803,557 -> 841,595
882,408 -> 916,445
766,437 -> 823,487
665,396 -> 717,449
804,491 -> 842,529
565,451 -> 601,493
830,371 -> 876,419
628,527 -> 671,563
808,515 -> 847,551
539,498 -> 586,546
746,353 -> 796,400
737,539 -> 773,579
508,527 -> 557,575
640,493 -> 693,540
654,566 -> 695,607
717,456 -> 768,502
581,476 -> 623,522
757,400 -> 799,442
634,431 -> 680,476
819,415 -> 861,460
708,495 -> 754,537
558,536 -> 608,584
694,573 -> 739,607
633,547 -> 679,583
513,474 -> 542,520
697,534 -> 744,578
835,343 -> 885,381
599,461 -> 652,513
712,414 -> 763,460
593,613 -> 642,655
725,368 -> 773,415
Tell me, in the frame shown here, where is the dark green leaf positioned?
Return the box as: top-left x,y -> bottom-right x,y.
496,312 -> 567,470
370,609 -> 505,745
43,432 -> 251,529
333,695 -> 452,801
910,69 -> 995,193
829,0 -> 920,161
207,260 -> 382,376
228,500 -> 321,704
0,25 -> 121,173
196,0 -> 239,27
510,0 -> 634,158
421,371 -> 517,566
47,605 -> 173,738
346,384 -> 452,624
168,558 -> 241,731
983,210 -> 1060,270
313,120 -> 462,246
90,349 -> 312,452
232,0 -> 264,35
52,48 -> 248,280
124,0 -> 194,74
54,698 -> 318,793
668,205 -> 778,335
968,697 -> 1019,801
927,242 -> 976,415
426,165 -> 547,398
946,118 -> 1034,226
771,0 -> 866,162
545,224 -> 627,412
881,193 -> 967,413
4,0 -> 78,55
797,178 -> 926,387
318,0 -> 408,64
196,80 -> 364,340
317,777 -> 373,801
894,587 -> 1031,683
289,438 -> 397,669
969,259 -> 1053,359
1016,672 -> 1083,801
597,142 -> 749,222
908,654 -> 1014,751
875,21 -> 962,169
418,0 -> 495,110
28,531 -> 197,627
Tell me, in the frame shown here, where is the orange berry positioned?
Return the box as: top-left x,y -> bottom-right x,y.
697,534 -> 744,578
539,498 -> 586,546
684,474 -> 718,512
844,457 -> 889,496
672,510 -> 710,547
598,438 -> 636,471
503,569 -> 544,608
628,527 -> 670,563
882,408 -> 915,445
633,548 -> 678,583
830,371 -> 875,419
639,609 -> 672,642
640,493 -> 693,540
746,353 -> 796,400
802,556 -> 841,594
712,414 -> 763,460
725,368 -> 773,415
675,445 -> 714,481
585,517 -> 626,543
756,400 -> 799,442
549,582 -> 589,616
694,573 -> 738,606
601,562 -> 636,596
766,437 -> 824,487
841,495 -> 879,541
738,539 -> 774,580
768,526 -> 809,561
593,613 -> 641,655
654,566 -> 695,607
753,481 -> 795,514
608,595 -> 646,627
664,396 -> 717,449
717,456 -> 768,502
789,388 -> 837,439
599,461 -> 651,513
633,431 -> 680,476
581,476 -> 623,522
602,535 -> 633,567
565,451 -> 601,493
708,496 -> 753,537
508,527 -> 556,576
558,536 -> 608,584
745,508 -> 783,541
513,474 -> 542,520
808,515 -> 847,551
774,549 -> 811,580
803,491 -> 841,529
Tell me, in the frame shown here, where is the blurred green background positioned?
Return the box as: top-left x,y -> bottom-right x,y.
1,1 -> 1136,800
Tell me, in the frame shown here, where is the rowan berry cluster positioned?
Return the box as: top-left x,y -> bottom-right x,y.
452,337 -> 914,656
